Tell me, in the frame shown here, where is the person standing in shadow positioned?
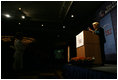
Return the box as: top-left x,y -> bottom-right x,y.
12,32 -> 26,72
88,22 -> 106,65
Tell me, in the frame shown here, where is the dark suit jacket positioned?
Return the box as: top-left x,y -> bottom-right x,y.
94,27 -> 106,63
94,27 -> 106,44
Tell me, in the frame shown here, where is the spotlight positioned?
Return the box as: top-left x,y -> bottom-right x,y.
41,24 -> 44,26
19,8 -> 22,10
21,16 -> 25,19
71,14 -> 74,18
18,23 -> 21,25
4,14 -> 11,18
63,26 -> 65,29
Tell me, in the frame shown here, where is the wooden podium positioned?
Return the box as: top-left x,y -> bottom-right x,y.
76,30 -> 102,64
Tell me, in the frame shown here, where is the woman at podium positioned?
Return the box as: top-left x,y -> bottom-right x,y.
88,22 -> 106,65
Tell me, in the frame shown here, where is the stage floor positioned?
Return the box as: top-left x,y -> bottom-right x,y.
90,64 -> 117,73
63,64 -> 117,79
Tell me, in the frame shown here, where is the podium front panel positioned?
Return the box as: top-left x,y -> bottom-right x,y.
77,44 -> 102,64
77,46 -> 85,57
84,44 -> 102,64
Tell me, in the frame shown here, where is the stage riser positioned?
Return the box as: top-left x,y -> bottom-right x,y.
63,65 -> 117,79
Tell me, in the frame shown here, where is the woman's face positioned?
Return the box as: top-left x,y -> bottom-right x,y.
93,24 -> 97,29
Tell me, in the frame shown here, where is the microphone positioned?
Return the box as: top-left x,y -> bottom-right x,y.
87,27 -> 90,31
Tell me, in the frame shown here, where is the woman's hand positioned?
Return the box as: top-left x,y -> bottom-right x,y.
88,27 -> 93,31
88,27 -> 95,33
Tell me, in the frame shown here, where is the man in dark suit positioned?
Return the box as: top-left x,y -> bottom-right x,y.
88,22 -> 106,65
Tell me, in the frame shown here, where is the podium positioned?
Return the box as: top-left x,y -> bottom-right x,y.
76,30 -> 102,64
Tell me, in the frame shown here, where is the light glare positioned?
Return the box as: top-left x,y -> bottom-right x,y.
19,8 -> 22,10
71,14 -> 74,18
18,23 -> 21,25
21,16 -> 25,19
41,24 -> 44,26
63,26 -> 65,28
5,14 -> 11,18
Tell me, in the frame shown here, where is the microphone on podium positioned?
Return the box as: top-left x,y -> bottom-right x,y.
87,27 -> 90,31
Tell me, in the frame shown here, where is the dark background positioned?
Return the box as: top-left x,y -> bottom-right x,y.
1,1 -> 117,73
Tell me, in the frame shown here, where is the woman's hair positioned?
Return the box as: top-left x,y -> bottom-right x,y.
15,32 -> 23,40
92,22 -> 99,27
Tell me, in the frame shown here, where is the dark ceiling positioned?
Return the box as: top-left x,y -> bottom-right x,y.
2,1 -> 72,22
1,1 -> 105,44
